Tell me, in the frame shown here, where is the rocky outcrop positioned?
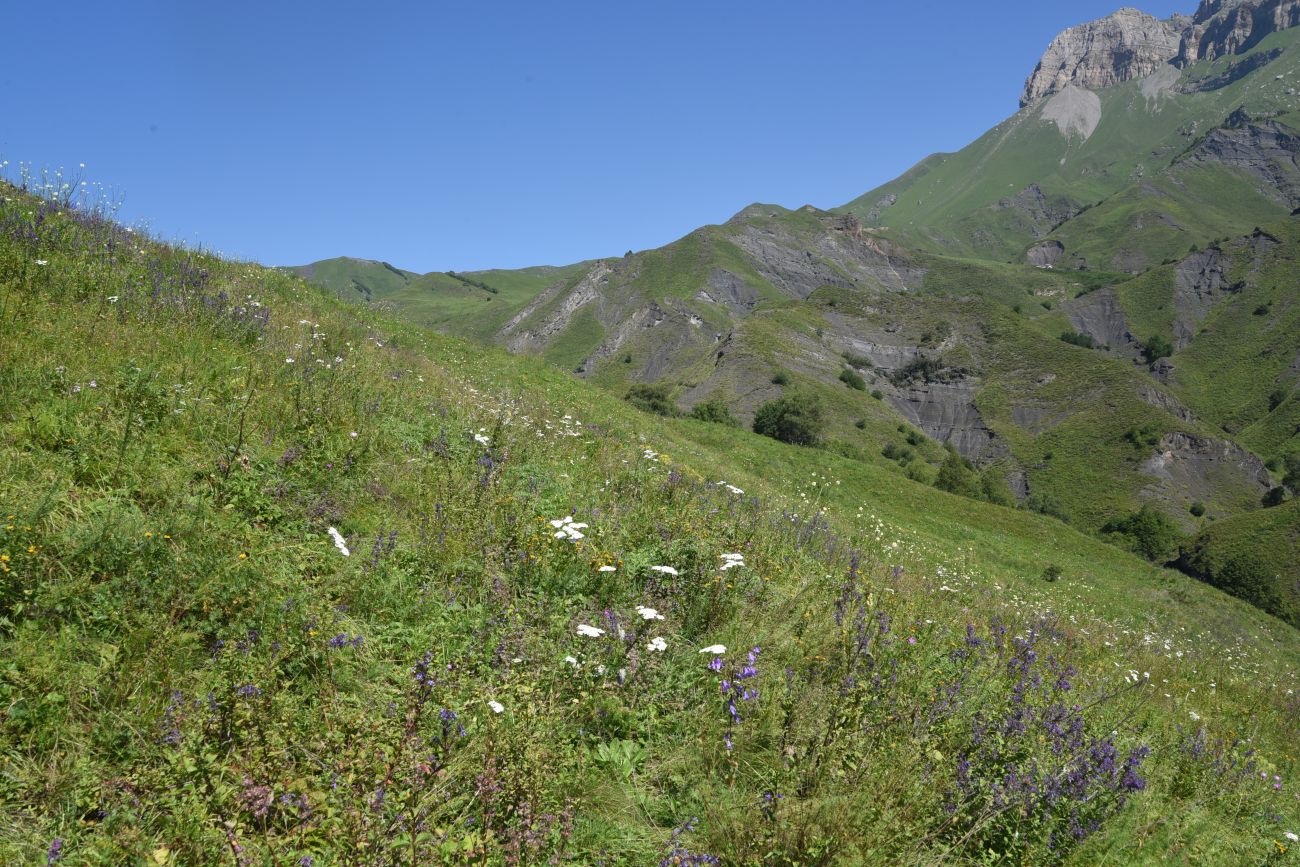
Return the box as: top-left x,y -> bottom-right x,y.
1027,240 -> 1066,268
1022,1 -> 1300,107
1172,247 -> 1234,347
728,212 -> 925,296
1178,0 -> 1300,65
995,185 -> 1080,237
1139,431 -> 1271,513
1022,8 -> 1186,107
889,380 -> 1004,461
1061,287 -> 1143,357
1184,120 -> 1300,207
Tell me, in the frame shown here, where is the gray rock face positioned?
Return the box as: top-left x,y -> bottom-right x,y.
1062,287 -> 1143,357
695,269 -> 760,313
1027,239 -> 1066,267
1022,8 -> 1185,107
728,213 -> 924,297
1022,1 -> 1300,107
1173,247 -> 1234,348
996,185 -> 1080,237
1185,121 -> 1300,207
1139,431 -> 1271,519
888,380 -> 1003,461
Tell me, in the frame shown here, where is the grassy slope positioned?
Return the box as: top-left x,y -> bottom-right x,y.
2,187 -> 1298,864
841,27 -> 1300,263
1178,499 -> 1300,627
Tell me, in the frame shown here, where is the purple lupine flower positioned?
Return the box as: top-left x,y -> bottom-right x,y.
46,838 -> 63,865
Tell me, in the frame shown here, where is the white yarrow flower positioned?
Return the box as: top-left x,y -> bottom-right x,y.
564,655 -> 580,667
327,527 -> 350,556
635,605 -> 665,621
698,644 -> 727,654
576,623 -> 605,638
1285,831 -> 1298,843
647,636 -> 667,652
487,700 -> 504,714
598,565 -> 616,572
35,259 -> 48,266
650,565 -> 678,576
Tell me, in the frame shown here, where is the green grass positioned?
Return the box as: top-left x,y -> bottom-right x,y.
2,183 -> 1299,864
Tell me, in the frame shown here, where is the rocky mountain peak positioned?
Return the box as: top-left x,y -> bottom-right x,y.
1021,0 -> 1300,107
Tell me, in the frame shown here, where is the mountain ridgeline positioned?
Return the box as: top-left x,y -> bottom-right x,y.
295,1 -> 1300,627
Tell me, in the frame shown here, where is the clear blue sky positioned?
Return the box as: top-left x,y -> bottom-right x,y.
4,0 -> 1190,272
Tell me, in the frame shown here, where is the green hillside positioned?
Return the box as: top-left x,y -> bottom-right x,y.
841,26 -> 1300,267
4,184 -> 1299,863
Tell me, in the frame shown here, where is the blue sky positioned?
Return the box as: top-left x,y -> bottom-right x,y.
5,0 -> 1190,271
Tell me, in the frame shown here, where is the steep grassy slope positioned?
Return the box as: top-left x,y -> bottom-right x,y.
3,188 -> 1299,863
841,26 -> 1300,265
1177,499 -> 1300,627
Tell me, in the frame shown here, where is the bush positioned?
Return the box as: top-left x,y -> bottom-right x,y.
689,397 -> 740,427
839,368 -> 867,391
1042,564 -> 1063,583
882,442 -> 915,464
1060,331 -> 1096,349
870,389 -> 883,400
1262,486 -> 1287,508
771,371 -> 789,386
1284,453 -> 1300,494
1027,492 -> 1070,522
889,355 -> 946,387
842,352 -> 873,369
752,393 -> 825,446
1124,423 -> 1163,450
1142,335 -> 1173,363
1101,506 -> 1183,562
1268,387 -> 1287,411
934,448 -> 981,498
624,383 -> 679,417
1189,501 -> 1206,518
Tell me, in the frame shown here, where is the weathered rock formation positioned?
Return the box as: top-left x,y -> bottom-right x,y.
1022,1 -> 1300,107
1022,8 -> 1186,107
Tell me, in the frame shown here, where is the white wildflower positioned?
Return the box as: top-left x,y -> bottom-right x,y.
698,644 -> 727,655
564,655 -> 580,667
1189,710 -> 1201,721
635,605 -> 665,621
650,565 -> 678,576
107,295 -> 119,303
327,527 -> 350,556
487,700 -> 504,714
1285,831 -> 1298,843
647,636 -> 668,652
597,565 -> 616,572
576,624 -> 605,638
473,432 -> 490,446
35,259 -> 48,266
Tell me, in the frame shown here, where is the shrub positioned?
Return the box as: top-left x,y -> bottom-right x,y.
624,383 -> 678,417
1254,303 -> 1271,316
1142,335 -> 1173,363
1268,387 -> 1287,411
889,355 -> 946,387
1189,501 -> 1206,518
854,418 -> 867,430
1284,453 -> 1300,494
1027,492 -> 1070,523
1059,331 -> 1096,349
870,389 -> 883,400
1124,423 -> 1163,450
842,352 -> 873,369
752,393 -> 825,446
934,448 -> 981,498
882,442 -> 915,464
905,429 -> 925,447
1101,506 -> 1183,562
838,368 -> 866,391
1262,486 -> 1287,508
1042,564 -> 1063,582
689,397 -> 740,427
771,371 -> 789,386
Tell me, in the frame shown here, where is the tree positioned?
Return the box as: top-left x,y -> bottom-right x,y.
1142,335 -> 1173,363
934,448 -> 981,498
752,393 -> 825,446
1101,506 -> 1183,562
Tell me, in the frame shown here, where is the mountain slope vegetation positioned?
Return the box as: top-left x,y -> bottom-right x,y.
3,181 -> 1299,864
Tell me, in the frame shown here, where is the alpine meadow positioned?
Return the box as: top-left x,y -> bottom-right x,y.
4,0 -> 1300,864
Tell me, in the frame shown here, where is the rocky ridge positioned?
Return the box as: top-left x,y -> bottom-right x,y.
1022,0 -> 1300,107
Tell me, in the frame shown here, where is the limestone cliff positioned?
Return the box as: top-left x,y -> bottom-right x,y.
1021,0 -> 1300,107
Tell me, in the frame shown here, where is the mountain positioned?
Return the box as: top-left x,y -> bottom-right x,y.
293,2 -> 1300,626
6,177 -> 1300,865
